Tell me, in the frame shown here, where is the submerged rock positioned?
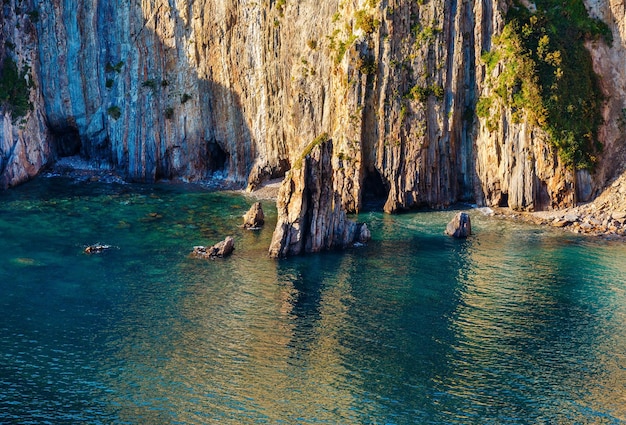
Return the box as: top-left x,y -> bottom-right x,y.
84,244 -> 112,254
445,212 -> 472,238
269,138 -> 370,258
192,236 -> 235,259
243,202 -> 265,229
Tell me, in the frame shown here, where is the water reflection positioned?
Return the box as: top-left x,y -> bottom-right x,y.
100,242 -> 364,422
2,180 -> 626,424
442,226 -> 626,423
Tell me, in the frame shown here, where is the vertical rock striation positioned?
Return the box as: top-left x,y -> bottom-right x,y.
584,0 -> 626,193
269,137 -> 370,258
0,1 -> 52,188
0,0 -> 624,224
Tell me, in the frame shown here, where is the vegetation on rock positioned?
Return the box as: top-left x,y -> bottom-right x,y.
293,133 -> 330,169
355,10 -> 379,35
0,57 -> 32,121
105,61 -> 124,73
478,0 -> 611,170
405,84 -> 444,102
107,106 -> 121,120
275,0 -> 286,17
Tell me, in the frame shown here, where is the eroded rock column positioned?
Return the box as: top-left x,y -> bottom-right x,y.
269,138 -> 370,258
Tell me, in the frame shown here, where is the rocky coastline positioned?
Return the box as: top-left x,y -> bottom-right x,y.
3,0 -> 626,212
39,154 -> 626,242
488,171 -> 626,238
41,156 -> 127,185
490,208 -> 625,238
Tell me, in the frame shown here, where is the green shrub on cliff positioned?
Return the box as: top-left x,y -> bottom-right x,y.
276,0 -> 286,16
355,10 -> 379,35
405,84 -> 444,102
294,133 -> 330,169
478,0 -> 611,170
358,54 -> 377,75
0,57 -> 33,121
105,61 -> 124,73
142,79 -> 158,92
107,106 -> 121,120
26,10 -> 39,23
334,33 -> 357,65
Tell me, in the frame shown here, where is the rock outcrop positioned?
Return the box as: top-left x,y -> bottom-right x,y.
243,202 -> 265,229
0,2 -> 52,189
192,236 -> 235,259
269,138 -> 370,258
1,0 -> 626,220
445,212 -> 472,238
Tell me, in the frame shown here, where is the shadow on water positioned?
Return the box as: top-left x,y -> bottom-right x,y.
267,213 -> 475,423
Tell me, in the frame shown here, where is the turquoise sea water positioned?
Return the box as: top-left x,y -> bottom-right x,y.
1,177 -> 626,424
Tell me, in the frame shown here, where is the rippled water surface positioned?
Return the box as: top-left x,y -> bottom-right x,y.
1,177 -> 626,424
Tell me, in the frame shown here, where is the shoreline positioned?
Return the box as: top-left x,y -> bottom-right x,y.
39,156 -> 626,238
493,171 -> 626,238
239,178 -> 282,201
491,206 -> 626,238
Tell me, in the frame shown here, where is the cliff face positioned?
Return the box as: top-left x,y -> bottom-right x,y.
1,0 -> 624,213
0,1 -> 51,188
585,0 -> 626,190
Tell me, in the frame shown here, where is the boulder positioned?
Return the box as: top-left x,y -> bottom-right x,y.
552,218 -> 569,227
445,212 -> 472,238
243,202 -> 265,229
358,223 -> 371,243
192,236 -> 235,259
612,211 -> 626,220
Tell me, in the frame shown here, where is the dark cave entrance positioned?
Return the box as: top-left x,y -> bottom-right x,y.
498,192 -> 509,208
207,140 -> 228,175
361,168 -> 389,211
52,125 -> 82,157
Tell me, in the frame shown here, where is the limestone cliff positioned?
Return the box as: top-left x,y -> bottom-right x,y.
1,0 -> 624,217
0,1 -> 51,188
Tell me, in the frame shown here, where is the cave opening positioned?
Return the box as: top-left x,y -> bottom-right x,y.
361,168 -> 389,211
52,125 -> 82,157
206,140 -> 229,175
498,192 -> 509,208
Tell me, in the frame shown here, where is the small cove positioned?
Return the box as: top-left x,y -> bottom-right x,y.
1,177 -> 625,424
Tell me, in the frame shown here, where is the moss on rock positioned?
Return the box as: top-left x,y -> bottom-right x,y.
479,0 -> 610,170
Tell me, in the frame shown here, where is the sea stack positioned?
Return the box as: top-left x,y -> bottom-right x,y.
269,137 -> 370,258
